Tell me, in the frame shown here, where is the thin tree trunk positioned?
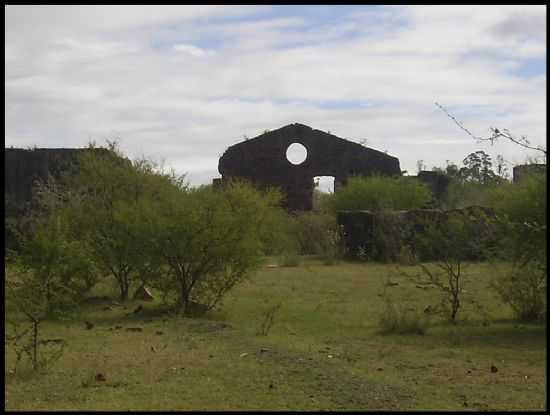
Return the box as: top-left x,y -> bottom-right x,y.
118,275 -> 129,302
32,320 -> 38,370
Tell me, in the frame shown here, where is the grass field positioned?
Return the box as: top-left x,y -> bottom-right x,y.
4,259 -> 547,411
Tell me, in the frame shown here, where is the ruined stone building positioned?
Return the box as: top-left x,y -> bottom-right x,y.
215,123 -> 401,211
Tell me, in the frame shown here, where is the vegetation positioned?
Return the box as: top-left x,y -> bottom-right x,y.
489,171 -> 546,321
378,295 -> 430,335
409,213 -> 487,323
434,151 -> 509,209
6,143 -> 287,315
328,175 -> 432,212
149,180 -> 284,314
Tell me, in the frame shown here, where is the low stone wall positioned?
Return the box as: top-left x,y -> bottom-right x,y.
337,206 -> 495,261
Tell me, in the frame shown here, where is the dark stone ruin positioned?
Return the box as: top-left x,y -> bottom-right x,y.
4,147 -> 110,250
512,164 -> 546,183
6,148 -> 83,213
216,123 -> 401,211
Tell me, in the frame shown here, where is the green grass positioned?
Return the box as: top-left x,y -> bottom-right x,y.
5,259 -> 546,410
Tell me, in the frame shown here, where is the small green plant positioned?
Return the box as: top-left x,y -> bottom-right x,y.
378,296 -> 429,335
256,303 -> 282,336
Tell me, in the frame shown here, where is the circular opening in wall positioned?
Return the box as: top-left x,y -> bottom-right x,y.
286,142 -> 308,165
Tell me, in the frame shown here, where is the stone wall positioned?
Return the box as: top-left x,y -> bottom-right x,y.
337,206 -> 495,261
4,147 -> 110,250
512,164 -> 546,183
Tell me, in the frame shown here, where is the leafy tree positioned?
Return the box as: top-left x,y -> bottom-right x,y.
458,150 -> 503,185
57,144 -> 177,301
149,180 -> 284,314
329,175 -> 432,212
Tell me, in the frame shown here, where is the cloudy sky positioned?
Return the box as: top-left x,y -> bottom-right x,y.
5,5 -> 546,188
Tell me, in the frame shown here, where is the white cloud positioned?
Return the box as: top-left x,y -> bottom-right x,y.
173,44 -> 215,57
5,5 -> 546,184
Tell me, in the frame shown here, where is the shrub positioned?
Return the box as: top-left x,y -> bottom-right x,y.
371,213 -> 403,262
151,180 -> 285,314
330,175 -> 432,212
491,263 -> 546,322
378,297 -> 429,335
292,212 -> 345,264
442,179 -> 499,210
489,171 -> 546,322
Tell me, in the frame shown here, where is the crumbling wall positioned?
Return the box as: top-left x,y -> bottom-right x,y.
337,206 -> 496,261
217,123 -> 401,211
4,147 -> 109,250
512,164 -> 546,183
5,148 -> 84,214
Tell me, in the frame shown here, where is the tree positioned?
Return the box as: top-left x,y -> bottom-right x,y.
458,150 -> 503,185
48,142 -> 175,301
149,180 -> 284,314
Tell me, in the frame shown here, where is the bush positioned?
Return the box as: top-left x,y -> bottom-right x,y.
8,209 -> 94,315
491,263 -> 546,322
442,179 -> 499,210
330,175 -> 432,212
489,171 -> 546,322
151,180 -> 285,314
371,213 -> 403,262
378,297 -> 429,335
292,212 -> 344,263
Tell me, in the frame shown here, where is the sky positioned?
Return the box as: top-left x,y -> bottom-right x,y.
5,5 -> 547,190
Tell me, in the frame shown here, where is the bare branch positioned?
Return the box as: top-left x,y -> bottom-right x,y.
435,102 -> 546,157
